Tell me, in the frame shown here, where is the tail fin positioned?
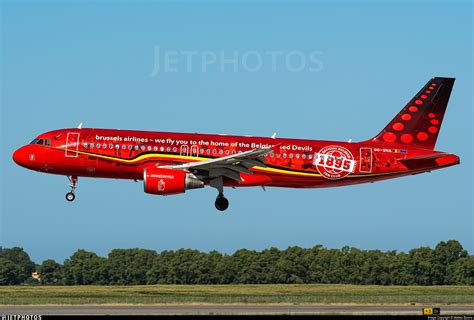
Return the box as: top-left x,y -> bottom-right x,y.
370,77 -> 455,150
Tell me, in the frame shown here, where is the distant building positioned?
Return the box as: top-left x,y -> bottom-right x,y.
31,272 -> 41,280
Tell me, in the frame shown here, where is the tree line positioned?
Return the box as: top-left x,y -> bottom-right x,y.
0,240 -> 472,286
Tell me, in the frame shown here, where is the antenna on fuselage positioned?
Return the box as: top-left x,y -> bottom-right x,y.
77,123 -> 83,129
271,132 -> 277,139
348,139 -> 352,143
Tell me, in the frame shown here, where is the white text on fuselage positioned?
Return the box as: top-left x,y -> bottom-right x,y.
94,134 -> 314,152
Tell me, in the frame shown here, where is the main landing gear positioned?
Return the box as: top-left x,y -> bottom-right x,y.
215,193 -> 229,211
210,176 -> 229,212
65,176 -> 78,202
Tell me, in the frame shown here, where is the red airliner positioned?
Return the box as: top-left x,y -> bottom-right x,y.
13,77 -> 459,211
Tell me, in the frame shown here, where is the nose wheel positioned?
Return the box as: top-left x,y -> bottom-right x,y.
65,192 -> 75,202
215,194 -> 229,211
66,176 -> 78,202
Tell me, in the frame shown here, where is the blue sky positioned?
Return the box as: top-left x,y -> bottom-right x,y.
1,0 -> 472,263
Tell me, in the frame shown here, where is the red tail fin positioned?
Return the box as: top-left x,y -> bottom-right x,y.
370,77 -> 455,150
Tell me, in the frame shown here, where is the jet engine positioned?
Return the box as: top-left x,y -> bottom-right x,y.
143,167 -> 204,195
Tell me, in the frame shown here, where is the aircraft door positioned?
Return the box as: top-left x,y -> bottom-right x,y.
180,145 -> 189,157
190,145 -> 199,157
359,147 -> 373,173
65,132 -> 80,158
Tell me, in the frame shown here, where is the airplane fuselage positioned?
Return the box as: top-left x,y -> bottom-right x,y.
13,128 -> 459,188
12,77 -> 460,211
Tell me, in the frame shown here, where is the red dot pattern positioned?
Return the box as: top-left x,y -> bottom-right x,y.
392,122 -> 404,131
417,132 -> 428,141
428,126 -> 438,133
401,134 -> 413,143
380,81 -> 441,145
383,132 -> 397,142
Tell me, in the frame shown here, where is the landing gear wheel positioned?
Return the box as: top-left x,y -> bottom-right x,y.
65,176 -> 78,202
215,195 -> 229,211
65,192 -> 75,202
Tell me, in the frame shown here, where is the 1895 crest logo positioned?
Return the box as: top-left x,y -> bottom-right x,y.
315,145 -> 356,180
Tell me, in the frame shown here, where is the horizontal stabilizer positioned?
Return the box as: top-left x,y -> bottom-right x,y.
398,153 -> 459,170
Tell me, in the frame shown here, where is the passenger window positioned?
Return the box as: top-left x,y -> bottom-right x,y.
103,143 -> 107,149
96,143 -> 101,148
295,154 -> 300,159
147,146 -> 152,151
154,146 -> 158,151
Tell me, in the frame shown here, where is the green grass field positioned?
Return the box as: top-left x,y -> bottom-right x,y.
0,284 -> 473,305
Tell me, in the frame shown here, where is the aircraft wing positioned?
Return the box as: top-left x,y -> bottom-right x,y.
159,147 -> 272,181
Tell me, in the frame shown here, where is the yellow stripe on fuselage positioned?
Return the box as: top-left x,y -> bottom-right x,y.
53,147 -> 408,179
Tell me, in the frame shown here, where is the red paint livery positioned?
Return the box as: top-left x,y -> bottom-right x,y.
13,78 -> 460,211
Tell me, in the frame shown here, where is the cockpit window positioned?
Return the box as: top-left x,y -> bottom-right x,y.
30,138 -> 51,145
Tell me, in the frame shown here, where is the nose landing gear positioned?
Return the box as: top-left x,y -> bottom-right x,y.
65,176 -> 78,202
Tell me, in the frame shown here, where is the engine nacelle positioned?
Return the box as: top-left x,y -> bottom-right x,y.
143,167 -> 204,195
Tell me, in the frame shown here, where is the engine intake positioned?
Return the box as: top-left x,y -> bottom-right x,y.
144,167 -> 204,195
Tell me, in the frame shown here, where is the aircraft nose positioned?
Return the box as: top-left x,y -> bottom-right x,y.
13,146 -> 29,167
